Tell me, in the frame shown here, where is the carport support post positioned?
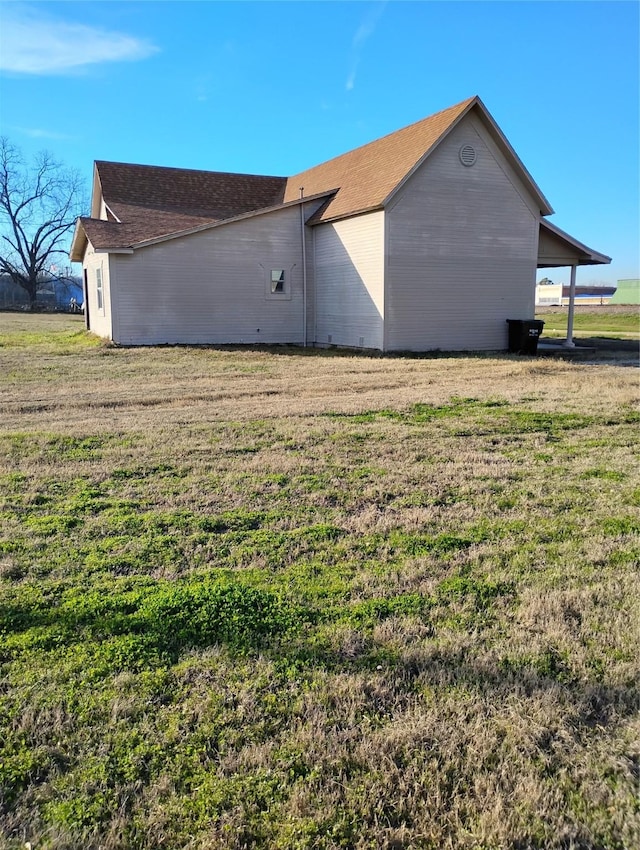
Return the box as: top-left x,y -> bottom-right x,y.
563,264 -> 577,348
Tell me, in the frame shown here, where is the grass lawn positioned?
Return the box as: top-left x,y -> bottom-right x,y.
1,314 -> 639,850
536,306 -> 639,339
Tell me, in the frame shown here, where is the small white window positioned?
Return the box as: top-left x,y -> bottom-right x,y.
262,264 -> 292,300
271,269 -> 285,294
96,267 -> 104,312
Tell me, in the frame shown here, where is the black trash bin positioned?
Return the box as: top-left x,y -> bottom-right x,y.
506,319 -> 545,355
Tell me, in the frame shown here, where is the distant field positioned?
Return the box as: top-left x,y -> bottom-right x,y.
536,306 -> 639,339
1,314 -> 639,850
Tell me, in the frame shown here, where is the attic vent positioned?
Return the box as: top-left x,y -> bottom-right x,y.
459,145 -> 477,167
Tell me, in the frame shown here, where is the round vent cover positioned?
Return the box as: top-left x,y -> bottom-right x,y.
459,145 -> 477,166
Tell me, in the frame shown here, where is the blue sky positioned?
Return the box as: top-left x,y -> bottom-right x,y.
1,0 -> 638,285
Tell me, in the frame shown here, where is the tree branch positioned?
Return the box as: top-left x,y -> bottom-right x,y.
0,136 -> 87,307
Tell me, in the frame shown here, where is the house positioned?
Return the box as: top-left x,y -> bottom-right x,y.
70,96 -> 611,351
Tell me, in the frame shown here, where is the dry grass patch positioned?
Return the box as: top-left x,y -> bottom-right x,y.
0,314 -> 638,849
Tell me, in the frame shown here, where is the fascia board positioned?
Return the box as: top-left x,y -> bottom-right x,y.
306,205 -> 384,227
90,164 -> 103,219
474,98 -> 554,215
103,203 -> 121,223
69,220 -> 88,262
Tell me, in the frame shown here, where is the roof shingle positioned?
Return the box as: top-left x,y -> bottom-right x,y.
283,97 -> 476,221
96,161 -> 286,219
90,162 -> 287,248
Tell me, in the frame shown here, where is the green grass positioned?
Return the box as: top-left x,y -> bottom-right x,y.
536,308 -> 639,338
0,314 -> 639,849
0,313 -> 102,352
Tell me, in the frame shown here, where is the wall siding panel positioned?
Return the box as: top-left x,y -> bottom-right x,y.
110,203 -> 323,346
83,244 -> 113,339
314,212 -> 384,350
385,113 -> 539,351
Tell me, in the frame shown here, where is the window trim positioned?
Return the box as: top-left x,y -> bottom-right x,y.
96,265 -> 104,314
263,265 -> 292,300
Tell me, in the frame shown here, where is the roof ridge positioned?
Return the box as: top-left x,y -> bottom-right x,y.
95,160 -> 286,181
289,95 -> 477,178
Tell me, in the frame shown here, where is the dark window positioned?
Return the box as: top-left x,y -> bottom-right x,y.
271,269 -> 285,294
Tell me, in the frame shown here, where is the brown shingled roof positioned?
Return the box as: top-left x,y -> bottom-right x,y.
91,162 -> 287,247
97,161 -> 286,219
283,96 -> 476,221
78,218 -> 129,248
78,206 -> 224,252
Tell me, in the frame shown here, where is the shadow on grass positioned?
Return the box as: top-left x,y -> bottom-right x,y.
279,634 -> 640,735
112,340 -> 509,361
3,575 -> 637,731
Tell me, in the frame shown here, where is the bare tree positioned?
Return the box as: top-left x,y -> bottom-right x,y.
0,137 -> 86,309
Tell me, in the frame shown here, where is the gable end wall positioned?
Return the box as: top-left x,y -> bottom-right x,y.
385,112 -> 539,351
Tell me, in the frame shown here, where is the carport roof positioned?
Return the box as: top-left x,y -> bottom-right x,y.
538,219 -> 611,267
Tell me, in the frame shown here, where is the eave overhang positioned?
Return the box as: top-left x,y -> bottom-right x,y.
538,219 -> 611,268
69,219 -> 88,263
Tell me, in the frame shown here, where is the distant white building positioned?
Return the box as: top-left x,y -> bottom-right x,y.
535,278 -> 563,306
536,278 -> 617,307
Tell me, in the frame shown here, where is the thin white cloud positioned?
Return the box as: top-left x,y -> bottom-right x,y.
194,73 -> 215,104
0,6 -> 159,75
15,126 -> 74,141
346,1 -> 387,92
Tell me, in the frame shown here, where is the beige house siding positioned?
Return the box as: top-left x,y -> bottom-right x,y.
299,202 -> 318,345
313,211 -> 384,349
83,243 -> 113,339
109,204 -> 317,346
384,113 -> 539,351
